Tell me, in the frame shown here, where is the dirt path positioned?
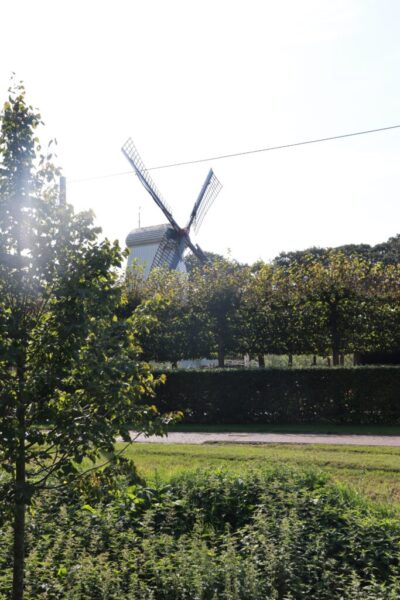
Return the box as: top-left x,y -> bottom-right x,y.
127,431 -> 400,447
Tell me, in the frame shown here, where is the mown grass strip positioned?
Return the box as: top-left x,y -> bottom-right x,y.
119,442 -> 400,507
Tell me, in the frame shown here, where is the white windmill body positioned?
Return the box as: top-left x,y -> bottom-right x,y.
126,224 -> 187,279
122,138 -> 222,278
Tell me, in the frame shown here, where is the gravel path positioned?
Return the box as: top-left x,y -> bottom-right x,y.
127,431 -> 400,447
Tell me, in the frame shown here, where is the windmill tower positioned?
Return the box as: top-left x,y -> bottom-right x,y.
122,138 -> 222,278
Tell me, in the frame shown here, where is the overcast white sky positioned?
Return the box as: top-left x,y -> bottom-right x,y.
1,0 -> 399,264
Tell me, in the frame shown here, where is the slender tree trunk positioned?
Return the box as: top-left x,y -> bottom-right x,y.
13,368 -> 26,600
257,354 -> 265,368
13,163 -> 28,600
216,328 -> 226,368
329,302 -> 340,367
339,353 -> 345,366
312,355 -> 317,366
13,460 -> 26,600
218,346 -> 225,368
288,353 -> 293,367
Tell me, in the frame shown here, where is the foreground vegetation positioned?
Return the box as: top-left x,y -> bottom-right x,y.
123,442 -> 400,507
1,464 -> 400,599
3,80 -> 400,599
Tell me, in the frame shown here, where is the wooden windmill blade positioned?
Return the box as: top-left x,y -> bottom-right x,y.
182,234 -> 208,264
122,138 -> 181,234
151,231 -> 181,270
187,169 -> 222,235
169,237 -> 189,270
147,223 -> 207,268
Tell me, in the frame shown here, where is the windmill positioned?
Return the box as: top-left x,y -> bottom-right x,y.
122,138 -> 222,278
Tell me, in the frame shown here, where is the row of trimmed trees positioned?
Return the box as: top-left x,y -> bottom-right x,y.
123,252 -> 400,367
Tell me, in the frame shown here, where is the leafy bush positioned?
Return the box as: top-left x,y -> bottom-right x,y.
153,367 -> 400,424
1,466 -> 400,598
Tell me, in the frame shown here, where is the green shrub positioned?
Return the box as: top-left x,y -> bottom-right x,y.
1,466 -> 400,598
153,367 -> 400,424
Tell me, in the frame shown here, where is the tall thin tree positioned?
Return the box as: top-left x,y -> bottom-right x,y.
0,82 -> 167,600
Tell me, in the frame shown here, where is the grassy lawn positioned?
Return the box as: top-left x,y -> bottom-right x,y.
168,423 -> 400,435
119,442 -> 400,508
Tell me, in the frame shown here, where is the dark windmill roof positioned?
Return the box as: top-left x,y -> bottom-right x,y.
126,223 -> 171,247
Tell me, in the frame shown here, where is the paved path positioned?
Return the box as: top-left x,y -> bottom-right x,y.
128,431 -> 400,447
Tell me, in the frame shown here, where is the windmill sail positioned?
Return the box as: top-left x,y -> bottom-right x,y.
192,171 -> 222,234
122,137 -> 222,278
151,234 -> 180,270
122,138 -> 180,232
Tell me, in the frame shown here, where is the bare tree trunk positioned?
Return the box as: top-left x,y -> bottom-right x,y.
332,350 -> 340,366
339,353 -> 345,366
13,173 -> 27,600
217,339 -> 225,368
258,354 -> 265,368
312,355 -> 317,366
330,302 -> 340,366
13,461 -> 25,600
288,354 -> 293,367
327,356 -> 331,367
13,371 -> 26,600
217,350 -> 225,368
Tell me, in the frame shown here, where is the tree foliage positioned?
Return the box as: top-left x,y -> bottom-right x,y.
124,248 -> 400,367
274,235 -> 400,267
0,81 -> 167,599
187,258 -> 249,367
243,252 -> 400,364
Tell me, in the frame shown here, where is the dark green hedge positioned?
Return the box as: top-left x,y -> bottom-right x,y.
153,367 -> 400,424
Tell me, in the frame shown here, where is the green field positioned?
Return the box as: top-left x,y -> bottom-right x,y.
120,442 -> 400,507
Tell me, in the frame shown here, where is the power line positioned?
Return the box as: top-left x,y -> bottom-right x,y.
70,123 -> 400,184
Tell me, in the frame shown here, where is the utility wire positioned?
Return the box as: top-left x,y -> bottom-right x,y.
70,123 -> 400,184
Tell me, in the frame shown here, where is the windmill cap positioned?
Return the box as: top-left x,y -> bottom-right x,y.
126,223 -> 172,247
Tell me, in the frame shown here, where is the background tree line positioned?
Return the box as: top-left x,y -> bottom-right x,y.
123,243 -> 400,367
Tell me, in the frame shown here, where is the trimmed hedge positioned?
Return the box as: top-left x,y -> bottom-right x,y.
153,367 -> 400,424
